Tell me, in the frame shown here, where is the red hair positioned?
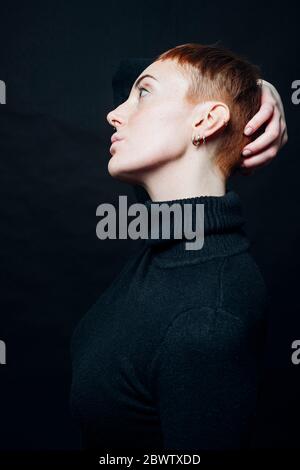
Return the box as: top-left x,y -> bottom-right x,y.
154,42 -> 263,178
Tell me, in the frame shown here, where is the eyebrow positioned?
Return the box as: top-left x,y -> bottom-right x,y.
133,74 -> 158,90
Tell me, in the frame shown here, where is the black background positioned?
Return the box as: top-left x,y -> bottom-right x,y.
0,0 -> 299,450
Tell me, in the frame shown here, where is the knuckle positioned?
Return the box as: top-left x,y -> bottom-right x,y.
263,102 -> 274,113
247,121 -> 256,131
269,147 -> 277,157
269,130 -> 279,141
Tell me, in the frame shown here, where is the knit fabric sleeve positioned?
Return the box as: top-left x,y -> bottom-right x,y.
149,306 -> 266,451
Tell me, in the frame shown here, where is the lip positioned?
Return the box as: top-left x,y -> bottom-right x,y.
111,133 -> 124,144
110,138 -> 124,153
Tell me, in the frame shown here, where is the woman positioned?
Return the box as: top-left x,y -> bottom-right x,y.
70,43 -> 288,451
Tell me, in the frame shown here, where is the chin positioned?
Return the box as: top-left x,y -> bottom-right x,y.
107,159 -> 142,185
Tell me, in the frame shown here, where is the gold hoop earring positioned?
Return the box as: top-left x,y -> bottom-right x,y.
192,134 -> 205,146
192,135 -> 200,146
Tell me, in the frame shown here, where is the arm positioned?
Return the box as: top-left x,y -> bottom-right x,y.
149,307 -> 265,450
240,79 -> 288,175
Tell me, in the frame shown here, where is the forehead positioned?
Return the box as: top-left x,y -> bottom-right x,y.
138,59 -> 188,92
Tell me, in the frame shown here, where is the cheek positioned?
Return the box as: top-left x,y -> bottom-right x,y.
155,119 -> 188,158
136,109 -> 187,157
109,106 -> 188,175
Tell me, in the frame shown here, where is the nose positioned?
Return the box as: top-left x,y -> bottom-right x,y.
107,107 -> 124,130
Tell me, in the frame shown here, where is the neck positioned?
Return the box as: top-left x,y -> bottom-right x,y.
140,146 -> 226,201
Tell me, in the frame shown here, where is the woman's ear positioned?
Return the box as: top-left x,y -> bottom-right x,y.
193,101 -> 230,140
206,102 -> 230,134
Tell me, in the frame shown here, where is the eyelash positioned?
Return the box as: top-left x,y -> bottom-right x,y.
137,86 -> 149,98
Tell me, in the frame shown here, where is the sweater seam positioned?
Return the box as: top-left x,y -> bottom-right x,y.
147,302 -> 243,390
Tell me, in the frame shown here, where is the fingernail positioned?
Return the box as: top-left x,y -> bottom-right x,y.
242,149 -> 252,156
244,126 -> 253,136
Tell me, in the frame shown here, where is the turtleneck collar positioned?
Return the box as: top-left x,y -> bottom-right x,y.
143,190 -> 250,265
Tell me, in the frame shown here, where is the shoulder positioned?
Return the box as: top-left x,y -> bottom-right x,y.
149,306 -> 261,377
146,305 -> 268,401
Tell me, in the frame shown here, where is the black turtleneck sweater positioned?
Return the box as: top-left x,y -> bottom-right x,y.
69,190 -> 268,451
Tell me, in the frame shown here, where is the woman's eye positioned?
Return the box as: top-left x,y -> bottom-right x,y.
137,86 -> 149,98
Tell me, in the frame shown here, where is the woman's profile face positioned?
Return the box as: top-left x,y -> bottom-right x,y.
106,59 -> 194,184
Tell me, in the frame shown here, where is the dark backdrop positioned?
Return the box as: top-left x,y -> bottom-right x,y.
0,0 -> 299,450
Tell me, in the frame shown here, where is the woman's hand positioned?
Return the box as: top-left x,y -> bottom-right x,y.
239,79 -> 288,175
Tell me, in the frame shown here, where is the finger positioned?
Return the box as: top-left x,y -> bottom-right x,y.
279,118 -> 288,148
240,151 -> 275,168
242,109 -> 281,156
244,159 -> 271,171
243,102 -> 274,136
260,80 -> 287,128
281,130 -> 288,147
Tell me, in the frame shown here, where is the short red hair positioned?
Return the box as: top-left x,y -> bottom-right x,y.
154,42 -> 263,179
